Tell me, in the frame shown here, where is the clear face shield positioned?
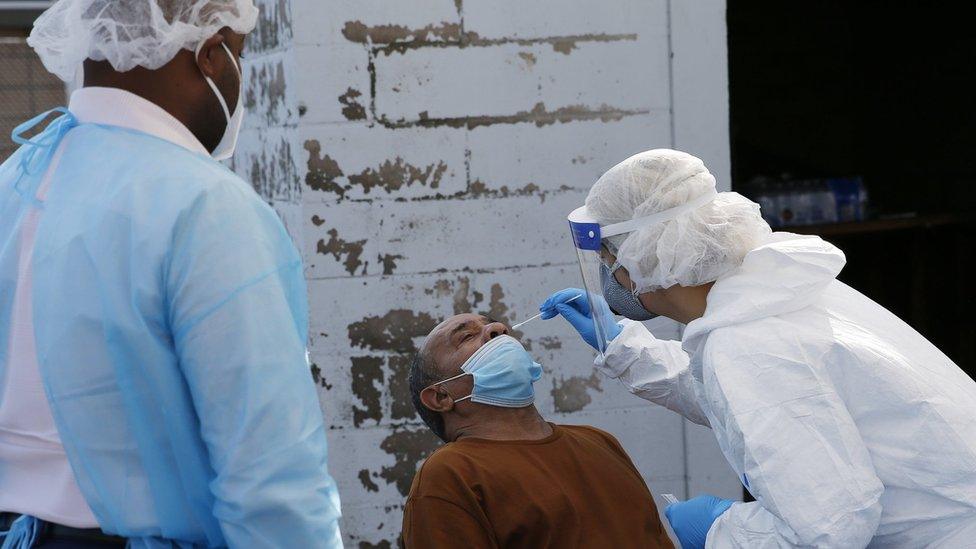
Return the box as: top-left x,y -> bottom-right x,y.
567,190 -> 719,355
568,207 -> 627,355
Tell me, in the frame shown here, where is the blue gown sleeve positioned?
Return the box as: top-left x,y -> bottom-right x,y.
165,179 -> 342,548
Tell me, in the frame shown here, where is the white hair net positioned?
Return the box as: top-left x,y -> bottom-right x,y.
28,0 -> 258,82
586,149 -> 771,292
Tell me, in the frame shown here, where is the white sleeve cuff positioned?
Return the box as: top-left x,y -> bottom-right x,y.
594,319 -> 654,378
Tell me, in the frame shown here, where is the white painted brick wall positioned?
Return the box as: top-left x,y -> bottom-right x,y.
372,40 -> 668,122
467,114 -> 671,192
236,0 -> 738,546
462,0 -> 666,39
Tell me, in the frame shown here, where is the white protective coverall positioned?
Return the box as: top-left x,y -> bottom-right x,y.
597,232 -> 976,547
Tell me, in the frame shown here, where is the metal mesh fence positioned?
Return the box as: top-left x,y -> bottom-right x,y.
0,31 -> 66,161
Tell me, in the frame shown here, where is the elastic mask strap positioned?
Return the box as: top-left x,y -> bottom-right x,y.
223,42 -> 241,74
197,42 -> 239,122
601,189 -> 718,238
424,371 -> 473,404
609,262 -> 641,296
430,371 -> 470,386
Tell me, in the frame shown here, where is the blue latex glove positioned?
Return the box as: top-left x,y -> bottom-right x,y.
539,288 -> 623,351
665,495 -> 735,549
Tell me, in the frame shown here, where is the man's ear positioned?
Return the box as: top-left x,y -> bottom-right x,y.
195,33 -> 227,78
420,385 -> 455,413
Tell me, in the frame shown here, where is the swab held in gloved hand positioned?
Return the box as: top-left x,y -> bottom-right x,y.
661,493 -> 679,505
511,294 -> 583,330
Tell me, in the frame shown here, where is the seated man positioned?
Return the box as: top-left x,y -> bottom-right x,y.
401,313 -> 673,548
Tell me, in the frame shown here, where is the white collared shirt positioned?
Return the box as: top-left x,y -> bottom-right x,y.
0,87 -> 208,528
69,87 -> 209,155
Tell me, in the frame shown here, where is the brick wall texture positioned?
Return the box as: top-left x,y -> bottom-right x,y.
235,1 -> 739,545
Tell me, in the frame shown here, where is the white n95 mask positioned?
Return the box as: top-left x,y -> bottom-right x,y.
197,41 -> 244,161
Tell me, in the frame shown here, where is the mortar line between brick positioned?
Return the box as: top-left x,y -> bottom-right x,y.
463,147 -> 472,193
456,0 -> 464,45
305,261 -> 579,282
367,48 -> 378,124
305,193 -> 580,205
681,418 -> 690,499
327,406 -> 691,433
375,107 -> 651,130
666,0 -> 687,499
666,0 -> 677,149
368,32 -> 639,56
243,45 -> 292,58
296,108 -> 669,130
302,184 -> 586,205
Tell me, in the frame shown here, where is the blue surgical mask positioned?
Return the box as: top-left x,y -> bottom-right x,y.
601,263 -> 658,321
431,335 -> 543,407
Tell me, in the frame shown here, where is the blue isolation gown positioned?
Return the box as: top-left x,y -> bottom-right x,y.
0,110 -> 342,548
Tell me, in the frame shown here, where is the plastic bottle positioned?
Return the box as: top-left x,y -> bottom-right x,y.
855,176 -> 868,221
820,179 -> 838,223
753,179 -> 780,228
779,181 -> 797,227
792,180 -> 813,226
829,178 -> 859,222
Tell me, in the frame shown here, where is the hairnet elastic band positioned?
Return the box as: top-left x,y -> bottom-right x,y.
600,189 -> 718,239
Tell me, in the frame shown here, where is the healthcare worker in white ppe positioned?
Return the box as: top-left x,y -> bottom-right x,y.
0,1 -> 341,547
541,149 -> 976,548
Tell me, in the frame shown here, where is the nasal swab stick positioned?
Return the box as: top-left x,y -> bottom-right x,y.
511,294 -> 583,330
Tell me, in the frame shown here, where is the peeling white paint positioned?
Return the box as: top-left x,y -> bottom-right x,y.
235,0 -> 738,545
